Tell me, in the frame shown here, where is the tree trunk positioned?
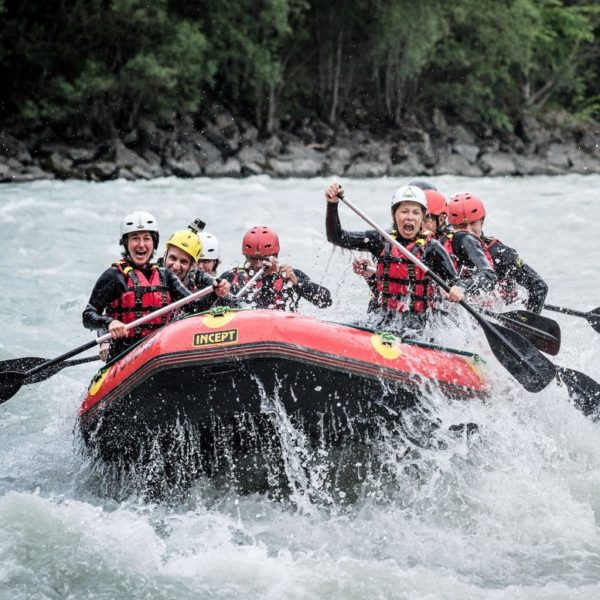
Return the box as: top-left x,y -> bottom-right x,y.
266,82 -> 277,134
329,29 -> 343,125
255,95 -> 263,132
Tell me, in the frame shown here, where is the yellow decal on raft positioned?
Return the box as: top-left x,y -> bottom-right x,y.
371,333 -> 402,360
194,328 -> 238,346
202,312 -> 236,328
88,368 -> 110,396
465,357 -> 483,378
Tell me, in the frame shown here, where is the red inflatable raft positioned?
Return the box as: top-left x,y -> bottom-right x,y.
79,309 -> 487,487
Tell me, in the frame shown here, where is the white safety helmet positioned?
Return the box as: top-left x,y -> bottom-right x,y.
198,232 -> 221,260
391,185 -> 428,212
119,211 -> 159,251
120,211 -> 159,236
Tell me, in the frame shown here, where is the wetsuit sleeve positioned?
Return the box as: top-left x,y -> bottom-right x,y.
169,269 -> 236,313
219,269 -> 249,300
82,268 -> 125,331
452,232 -> 498,292
193,270 -> 214,292
294,269 -> 333,308
220,269 -> 235,285
517,264 -> 548,314
210,271 -> 240,308
422,240 -> 464,287
165,269 -> 192,300
488,242 -> 548,313
326,202 -> 384,255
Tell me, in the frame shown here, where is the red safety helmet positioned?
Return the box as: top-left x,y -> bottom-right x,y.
242,225 -> 280,257
425,190 -> 448,216
447,192 -> 486,225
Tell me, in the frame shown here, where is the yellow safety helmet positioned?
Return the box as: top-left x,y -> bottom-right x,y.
165,230 -> 203,262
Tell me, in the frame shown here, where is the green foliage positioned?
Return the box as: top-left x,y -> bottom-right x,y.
194,0 -> 308,126
368,0 -> 450,122
0,0 -> 597,135
574,94 -> 600,121
423,0 -> 541,128
0,0 -> 213,132
525,0 -> 599,111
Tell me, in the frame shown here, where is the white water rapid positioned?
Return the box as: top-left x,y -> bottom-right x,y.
0,174 -> 599,599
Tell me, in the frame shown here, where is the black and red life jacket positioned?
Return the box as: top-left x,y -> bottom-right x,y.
375,232 -> 435,313
107,260 -> 171,339
232,268 -> 286,310
441,231 -> 494,276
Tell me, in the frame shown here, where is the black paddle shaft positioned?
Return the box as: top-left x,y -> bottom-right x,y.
22,339 -> 98,379
544,304 -> 600,334
0,339 -> 99,403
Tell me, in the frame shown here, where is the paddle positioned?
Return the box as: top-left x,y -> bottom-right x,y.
0,282 -> 218,404
335,193 -> 557,393
556,367 -> 600,418
235,266 -> 266,299
480,309 -> 561,355
0,355 -> 100,384
544,303 -> 600,334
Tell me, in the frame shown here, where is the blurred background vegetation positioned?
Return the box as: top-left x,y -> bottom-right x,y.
0,0 -> 598,137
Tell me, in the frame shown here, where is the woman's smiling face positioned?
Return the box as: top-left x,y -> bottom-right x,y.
126,231 -> 155,267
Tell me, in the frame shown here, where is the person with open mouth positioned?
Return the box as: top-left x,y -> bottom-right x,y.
324,182 -> 491,336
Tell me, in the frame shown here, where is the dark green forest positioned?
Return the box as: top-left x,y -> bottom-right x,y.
1,0 -> 598,138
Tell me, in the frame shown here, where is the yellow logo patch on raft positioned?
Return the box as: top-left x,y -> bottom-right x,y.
371,332 -> 402,360
465,357 -> 484,378
88,368 -> 110,396
194,328 -> 238,346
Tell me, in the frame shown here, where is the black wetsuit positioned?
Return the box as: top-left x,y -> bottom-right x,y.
221,267 -> 332,311
482,236 -> 548,314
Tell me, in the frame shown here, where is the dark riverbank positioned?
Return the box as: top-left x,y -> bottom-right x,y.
1,109 -> 599,183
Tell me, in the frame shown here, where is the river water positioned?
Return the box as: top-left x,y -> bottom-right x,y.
0,174 -> 599,599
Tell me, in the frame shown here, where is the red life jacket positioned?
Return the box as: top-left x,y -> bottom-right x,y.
440,232 -> 457,270
232,268 -> 286,310
107,260 -> 171,339
482,237 -> 519,303
375,232 -> 435,313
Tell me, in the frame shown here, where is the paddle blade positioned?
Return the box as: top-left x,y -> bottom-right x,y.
587,308 -> 600,334
480,320 -> 557,393
0,356 -> 100,385
557,367 -> 600,418
0,370 -> 26,403
499,310 -> 561,355
0,357 -> 47,376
